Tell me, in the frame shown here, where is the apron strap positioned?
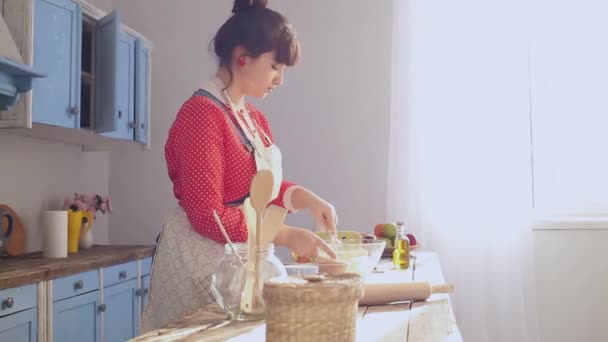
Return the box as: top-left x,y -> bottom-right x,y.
193,89 -> 254,153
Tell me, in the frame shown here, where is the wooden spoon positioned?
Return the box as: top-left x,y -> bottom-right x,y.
241,170 -> 274,313
260,205 -> 287,245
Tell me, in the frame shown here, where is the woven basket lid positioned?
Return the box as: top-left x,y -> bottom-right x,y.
264,273 -> 363,305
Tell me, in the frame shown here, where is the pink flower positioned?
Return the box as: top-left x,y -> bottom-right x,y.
64,193 -> 112,217
75,200 -> 87,212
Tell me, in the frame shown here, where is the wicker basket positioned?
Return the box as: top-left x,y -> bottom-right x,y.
263,273 -> 363,342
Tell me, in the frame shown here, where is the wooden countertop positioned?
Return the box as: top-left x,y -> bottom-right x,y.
131,252 -> 462,342
0,245 -> 155,290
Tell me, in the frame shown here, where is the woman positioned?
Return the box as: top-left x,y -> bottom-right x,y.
142,0 -> 339,331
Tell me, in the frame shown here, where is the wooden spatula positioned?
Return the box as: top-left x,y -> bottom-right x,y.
241,170 -> 274,313
260,205 -> 288,245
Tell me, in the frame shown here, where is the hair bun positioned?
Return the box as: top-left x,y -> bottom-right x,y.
232,0 -> 268,14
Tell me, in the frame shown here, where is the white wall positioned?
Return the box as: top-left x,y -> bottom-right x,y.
109,0 -> 394,256
0,0 -> 113,253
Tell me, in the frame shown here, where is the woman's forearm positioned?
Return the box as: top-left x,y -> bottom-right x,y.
290,187 -> 318,210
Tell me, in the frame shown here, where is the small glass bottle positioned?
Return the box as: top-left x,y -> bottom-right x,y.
392,221 -> 410,269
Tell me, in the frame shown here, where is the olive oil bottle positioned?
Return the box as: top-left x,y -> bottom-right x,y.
392,221 -> 410,269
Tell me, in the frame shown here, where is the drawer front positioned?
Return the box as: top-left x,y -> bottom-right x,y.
53,270 -> 99,302
0,283 -> 37,318
103,261 -> 137,287
140,257 -> 152,276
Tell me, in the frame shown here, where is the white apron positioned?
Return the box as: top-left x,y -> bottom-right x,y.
141,84 -> 283,332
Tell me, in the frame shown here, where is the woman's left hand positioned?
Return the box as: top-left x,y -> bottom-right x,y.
291,187 -> 338,234
309,197 -> 338,235
273,225 -> 336,259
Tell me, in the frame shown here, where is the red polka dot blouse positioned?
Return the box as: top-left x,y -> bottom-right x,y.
165,93 -> 297,244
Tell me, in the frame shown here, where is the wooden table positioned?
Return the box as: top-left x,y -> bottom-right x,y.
130,252 -> 462,341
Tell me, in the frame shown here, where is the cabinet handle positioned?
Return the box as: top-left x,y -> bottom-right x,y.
128,121 -> 135,129
2,297 -> 14,309
135,288 -> 143,296
69,106 -> 80,116
74,280 -> 84,290
119,271 -> 127,279
98,304 -> 106,313
118,110 -> 122,118
144,288 -> 149,295
140,123 -> 145,129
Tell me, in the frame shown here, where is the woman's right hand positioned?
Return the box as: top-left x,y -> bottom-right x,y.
273,225 -> 336,259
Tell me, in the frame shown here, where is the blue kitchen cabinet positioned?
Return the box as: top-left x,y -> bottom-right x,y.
0,308 -> 37,342
101,31 -> 136,141
135,39 -> 151,144
141,275 -> 150,313
53,290 -> 101,342
93,10 -> 122,135
32,0 -> 82,128
103,278 -> 138,342
0,283 -> 38,342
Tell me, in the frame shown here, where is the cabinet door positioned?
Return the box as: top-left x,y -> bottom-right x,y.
103,278 -> 138,342
53,290 -> 101,342
94,10 -> 121,133
0,307 -> 37,342
32,0 -> 81,128
135,39 -> 150,144
101,31 -> 136,140
141,274 -> 150,312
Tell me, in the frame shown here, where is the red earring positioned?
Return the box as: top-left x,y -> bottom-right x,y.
238,57 -> 246,67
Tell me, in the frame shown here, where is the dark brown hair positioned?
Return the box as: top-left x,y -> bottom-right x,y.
212,0 -> 300,70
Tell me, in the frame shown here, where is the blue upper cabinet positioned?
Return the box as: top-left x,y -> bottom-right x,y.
104,279 -> 138,342
135,39 -> 150,144
32,0 -> 82,128
0,308 -> 37,342
101,31 -> 136,140
2,0 -> 151,147
94,10 -> 121,134
53,290 -> 101,342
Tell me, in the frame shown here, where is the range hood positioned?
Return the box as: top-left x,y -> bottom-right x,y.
0,15 -> 45,111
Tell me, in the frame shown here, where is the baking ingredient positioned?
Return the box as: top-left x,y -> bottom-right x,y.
392,221 -> 409,269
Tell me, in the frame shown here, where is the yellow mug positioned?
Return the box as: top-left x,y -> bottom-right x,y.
67,211 -> 92,253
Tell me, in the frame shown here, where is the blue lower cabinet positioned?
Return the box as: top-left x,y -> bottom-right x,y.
0,307 -> 37,342
53,290 -> 101,342
103,278 -> 138,342
141,275 -> 150,313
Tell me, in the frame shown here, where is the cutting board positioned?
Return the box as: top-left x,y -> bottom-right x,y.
0,204 -> 26,256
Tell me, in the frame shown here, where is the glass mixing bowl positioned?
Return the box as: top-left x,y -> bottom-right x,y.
293,239 -> 386,278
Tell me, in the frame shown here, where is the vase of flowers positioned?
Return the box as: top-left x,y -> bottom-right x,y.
63,193 -> 112,249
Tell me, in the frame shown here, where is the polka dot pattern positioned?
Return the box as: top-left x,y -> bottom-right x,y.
165,95 -> 296,244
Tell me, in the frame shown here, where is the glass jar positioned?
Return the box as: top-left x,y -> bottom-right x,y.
211,243 -> 286,321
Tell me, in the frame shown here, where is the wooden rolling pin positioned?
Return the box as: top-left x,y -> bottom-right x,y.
360,281 -> 455,305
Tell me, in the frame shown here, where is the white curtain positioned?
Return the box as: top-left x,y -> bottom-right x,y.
387,1 -> 540,341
